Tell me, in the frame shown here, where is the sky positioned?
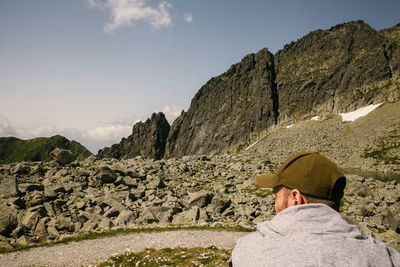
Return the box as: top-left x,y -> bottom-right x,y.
1,0 -> 399,154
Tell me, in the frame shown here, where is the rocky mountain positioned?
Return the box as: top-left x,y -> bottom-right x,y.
0,135 -> 92,164
164,21 -> 400,158
98,21 -> 399,161
97,112 -> 170,160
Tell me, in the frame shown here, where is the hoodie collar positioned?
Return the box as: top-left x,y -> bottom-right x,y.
257,204 -> 364,238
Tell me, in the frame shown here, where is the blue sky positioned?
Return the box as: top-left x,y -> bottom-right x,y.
1,0 -> 399,153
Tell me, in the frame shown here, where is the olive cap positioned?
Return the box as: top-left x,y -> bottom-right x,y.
256,152 -> 345,200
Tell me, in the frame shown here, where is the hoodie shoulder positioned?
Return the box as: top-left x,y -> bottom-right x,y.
231,230 -> 265,266
388,246 -> 400,265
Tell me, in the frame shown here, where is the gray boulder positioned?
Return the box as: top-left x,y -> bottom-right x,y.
50,148 -> 75,165
137,208 -> 159,224
208,194 -> 231,213
95,166 -> 117,183
54,216 -> 75,232
24,191 -> 45,208
123,177 -> 138,187
188,191 -> 214,208
172,207 -> 200,224
0,236 -> 13,250
0,205 -> 18,236
113,210 -> 137,227
18,183 -> 44,194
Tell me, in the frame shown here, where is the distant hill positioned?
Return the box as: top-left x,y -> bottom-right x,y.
0,135 -> 92,164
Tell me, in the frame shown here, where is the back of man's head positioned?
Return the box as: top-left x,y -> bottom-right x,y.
256,152 -> 346,211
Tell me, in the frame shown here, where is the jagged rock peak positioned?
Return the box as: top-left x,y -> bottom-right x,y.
164,48 -> 278,158
97,112 -> 170,160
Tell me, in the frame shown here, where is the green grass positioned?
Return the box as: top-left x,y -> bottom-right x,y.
235,142 -> 250,154
0,225 -> 254,255
98,246 -> 232,267
361,141 -> 400,165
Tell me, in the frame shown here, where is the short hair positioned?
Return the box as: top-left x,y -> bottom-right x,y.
276,177 -> 346,211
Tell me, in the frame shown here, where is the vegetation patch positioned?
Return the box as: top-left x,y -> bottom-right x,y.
361,141 -> 400,165
242,186 -> 274,198
98,246 -> 232,267
0,135 -> 91,164
0,225 -> 253,254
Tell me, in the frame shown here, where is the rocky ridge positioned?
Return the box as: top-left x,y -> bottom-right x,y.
0,153 -> 399,251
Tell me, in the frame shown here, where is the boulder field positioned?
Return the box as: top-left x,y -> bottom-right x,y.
0,154 -> 399,251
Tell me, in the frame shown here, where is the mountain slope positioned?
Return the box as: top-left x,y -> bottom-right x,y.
241,101 -> 400,175
164,20 -> 400,158
0,135 -> 92,164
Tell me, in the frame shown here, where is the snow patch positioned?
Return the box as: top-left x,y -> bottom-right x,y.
311,116 -> 320,121
339,103 -> 382,122
286,124 -> 294,128
244,141 -> 259,151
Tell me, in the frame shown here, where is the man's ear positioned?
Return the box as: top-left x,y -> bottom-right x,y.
289,189 -> 305,206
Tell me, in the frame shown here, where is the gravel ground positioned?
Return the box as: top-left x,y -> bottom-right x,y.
0,230 -> 248,267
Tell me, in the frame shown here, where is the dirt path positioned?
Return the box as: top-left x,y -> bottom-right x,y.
0,230 -> 248,266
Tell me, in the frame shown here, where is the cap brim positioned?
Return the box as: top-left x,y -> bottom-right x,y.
256,173 -> 279,188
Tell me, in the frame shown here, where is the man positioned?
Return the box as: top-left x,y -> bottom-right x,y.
231,152 -> 400,266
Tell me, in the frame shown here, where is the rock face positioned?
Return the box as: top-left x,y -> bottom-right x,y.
165,48 -> 278,158
275,21 -> 399,122
97,112 -> 170,160
164,21 -> 400,158
0,135 -> 92,164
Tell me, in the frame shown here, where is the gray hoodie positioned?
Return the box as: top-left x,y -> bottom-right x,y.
231,204 -> 400,266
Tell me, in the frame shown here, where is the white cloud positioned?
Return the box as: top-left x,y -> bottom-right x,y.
0,114 -> 134,154
183,13 -> 193,23
16,125 -> 60,139
88,0 -> 173,32
85,124 -> 132,142
0,115 -> 17,136
156,105 -> 184,123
